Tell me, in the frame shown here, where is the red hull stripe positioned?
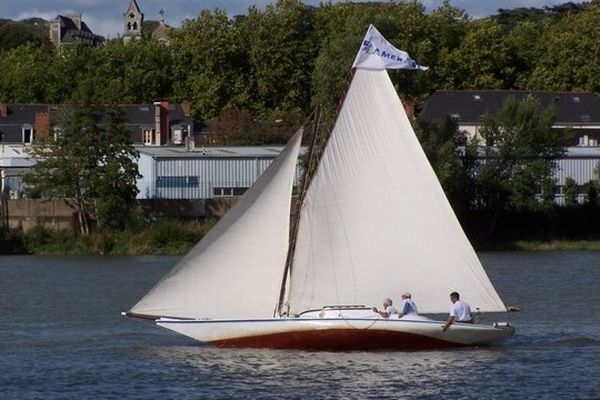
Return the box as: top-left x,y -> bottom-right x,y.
208,329 -> 467,351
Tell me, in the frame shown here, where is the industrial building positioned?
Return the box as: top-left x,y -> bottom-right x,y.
136,146 -> 306,199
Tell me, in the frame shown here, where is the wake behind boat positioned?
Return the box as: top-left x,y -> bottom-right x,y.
124,25 -> 514,350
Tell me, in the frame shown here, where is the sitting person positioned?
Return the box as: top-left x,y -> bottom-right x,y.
398,292 -> 418,318
372,298 -> 398,318
442,291 -> 472,332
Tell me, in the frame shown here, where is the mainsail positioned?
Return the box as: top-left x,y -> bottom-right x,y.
129,128 -> 303,319
286,69 -> 507,314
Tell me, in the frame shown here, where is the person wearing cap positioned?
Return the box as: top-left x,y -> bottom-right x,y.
398,292 -> 418,318
372,298 -> 398,318
442,291 -> 472,332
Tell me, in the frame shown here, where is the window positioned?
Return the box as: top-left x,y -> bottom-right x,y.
213,187 -> 248,197
172,128 -> 183,145
22,125 -> 34,144
53,127 -> 63,141
156,176 -> 199,188
143,129 -> 154,145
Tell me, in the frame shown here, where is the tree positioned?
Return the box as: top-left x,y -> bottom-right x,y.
170,10 -> 250,122
24,91 -> 140,234
527,4 -> 600,92
563,177 -> 579,207
475,96 -> 571,215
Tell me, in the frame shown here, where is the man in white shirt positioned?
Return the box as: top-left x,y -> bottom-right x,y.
398,292 -> 418,318
372,298 -> 398,318
442,291 -> 472,331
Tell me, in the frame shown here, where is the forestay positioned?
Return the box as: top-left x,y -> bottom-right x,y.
286,69 -> 507,314
129,129 -> 304,319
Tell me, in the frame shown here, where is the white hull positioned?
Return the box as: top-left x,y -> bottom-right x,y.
156,316 -> 514,350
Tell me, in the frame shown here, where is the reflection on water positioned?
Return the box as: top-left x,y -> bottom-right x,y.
1,252 -> 599,399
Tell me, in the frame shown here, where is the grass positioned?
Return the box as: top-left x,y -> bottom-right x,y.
0,220 -> 213,256
1,222 -> 598,255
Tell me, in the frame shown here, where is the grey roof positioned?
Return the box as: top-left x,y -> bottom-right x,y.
0,103 -> 203,144
419,90 -> 600,125
55,15 -> 104,45
137,145 -> 308,159
0,104 -> 49,143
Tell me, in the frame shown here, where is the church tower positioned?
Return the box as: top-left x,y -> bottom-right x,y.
123,0 -> 144,44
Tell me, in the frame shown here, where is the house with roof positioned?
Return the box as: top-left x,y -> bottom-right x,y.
0,101 -> 208,198
419,90 -> 600,147
49,13 -> 104,48
419,90 -> 600,204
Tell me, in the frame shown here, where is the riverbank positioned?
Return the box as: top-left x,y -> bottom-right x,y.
1,222 -> 598,255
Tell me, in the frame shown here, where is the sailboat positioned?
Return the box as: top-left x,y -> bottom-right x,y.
124,25 -> 514,350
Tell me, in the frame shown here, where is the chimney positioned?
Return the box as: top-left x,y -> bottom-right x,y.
185,124 -> 195,152
153,102 -> 162,145
35,112 -> 50,140
69,13 -> 82,30
404,102 -> 416,119
182,100 -> 191,117
160,100 -> 169,144
49,19 -> 61,48
0,103 -> 8,117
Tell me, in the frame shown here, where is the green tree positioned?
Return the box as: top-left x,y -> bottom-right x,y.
527,4 -> 600,92
444,18 -> 515,89
245,0 -> 318,115
170,10 -> 250,122
476,96 -> 571,213
24,92 -> 140,234
563,177 -> 579,207
0,43 -> 52,102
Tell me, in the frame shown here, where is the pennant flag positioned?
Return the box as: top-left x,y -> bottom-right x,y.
352,24 -> 428,71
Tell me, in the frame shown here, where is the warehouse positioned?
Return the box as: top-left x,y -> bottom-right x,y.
136,146 -> 306,199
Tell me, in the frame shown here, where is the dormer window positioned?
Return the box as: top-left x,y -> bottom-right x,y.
22,124 -> 34,144
143,128 -> 154,145
172,124 -> 184,145
53,126 -> 63,141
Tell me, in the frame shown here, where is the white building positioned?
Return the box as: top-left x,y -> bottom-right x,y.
136,146 -> 306,199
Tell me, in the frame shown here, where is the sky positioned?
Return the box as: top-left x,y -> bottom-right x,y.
0,0 -> 588,38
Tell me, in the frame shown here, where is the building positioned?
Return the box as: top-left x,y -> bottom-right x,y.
49,13 -> 104,48
420,90 -> 600,146
122,1 -> 171,44
136,146 -> 306,200
123,0 -> 144,44
419,90 -> 600,204
151,9 -> 170,44
0,102 -> 202,146
0,101 -> 207,197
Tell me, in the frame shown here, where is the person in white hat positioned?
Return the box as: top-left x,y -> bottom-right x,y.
372,297 -> 398,318
398,292 -> 418,318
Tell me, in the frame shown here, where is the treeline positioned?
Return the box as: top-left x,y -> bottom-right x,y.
2,0 -> 600,133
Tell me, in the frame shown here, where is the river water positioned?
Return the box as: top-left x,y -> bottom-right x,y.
1,252 -> 598,399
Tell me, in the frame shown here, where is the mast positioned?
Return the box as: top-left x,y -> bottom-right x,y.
275,107 -> 320,317
275,68 -> 358,317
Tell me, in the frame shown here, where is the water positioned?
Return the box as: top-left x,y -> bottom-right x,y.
1,252 -> 598,399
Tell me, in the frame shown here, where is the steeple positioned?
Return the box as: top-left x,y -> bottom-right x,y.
123,0 -> 144,44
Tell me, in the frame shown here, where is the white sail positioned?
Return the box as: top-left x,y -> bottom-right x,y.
130,128 -> 303,319
287,69 -> 507,314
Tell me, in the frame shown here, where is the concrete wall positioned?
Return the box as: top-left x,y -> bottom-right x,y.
3,198 -> 225,232
6,199 -> 76,231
